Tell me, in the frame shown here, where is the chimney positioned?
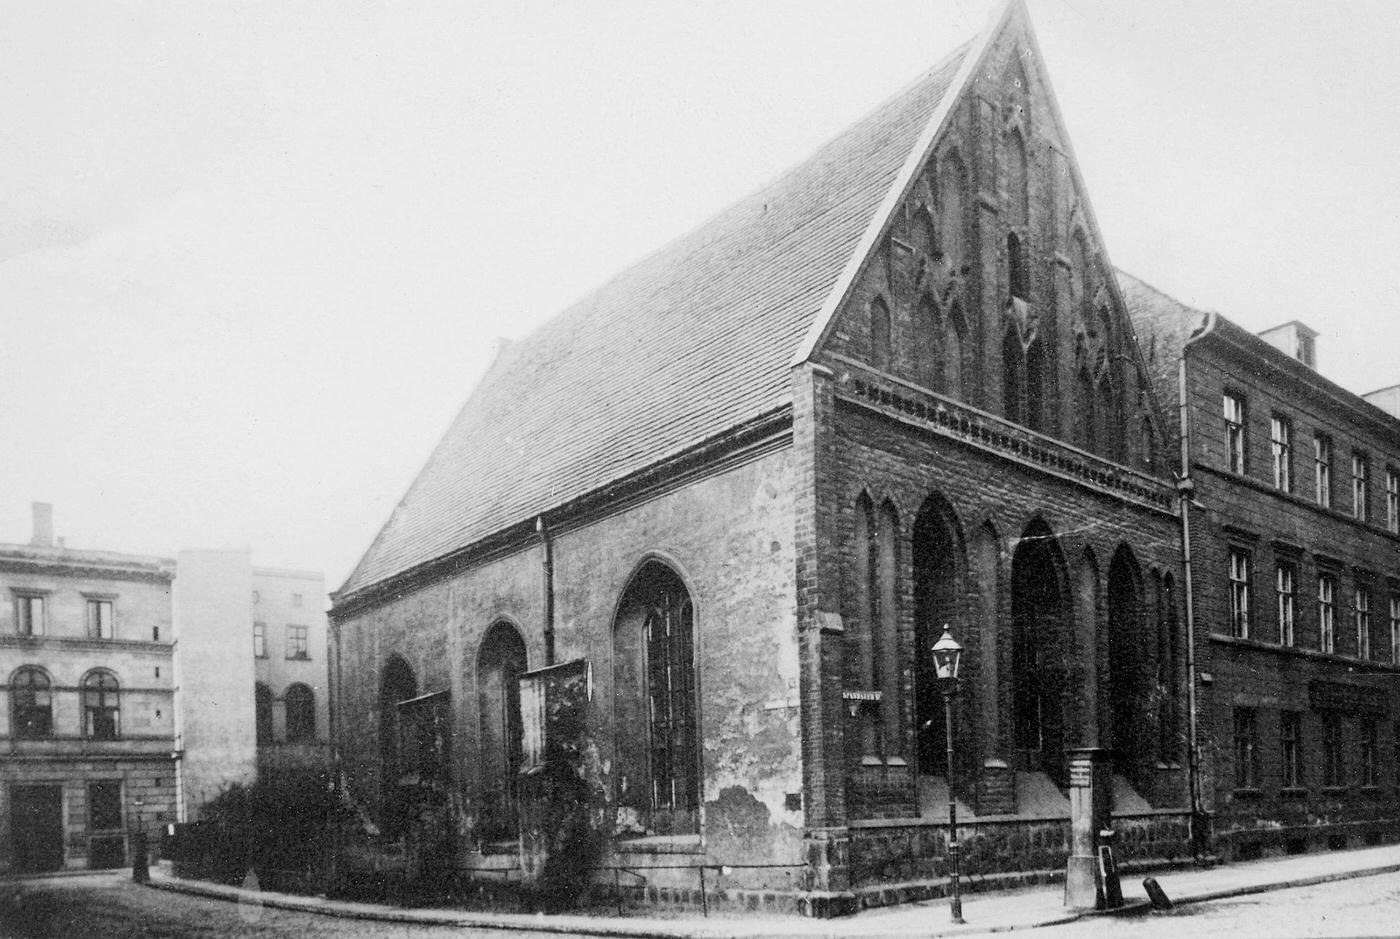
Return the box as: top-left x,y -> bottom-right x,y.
30,502 -> 54,548
1257,321 -> 1318,369
1364,384 -> 1400,420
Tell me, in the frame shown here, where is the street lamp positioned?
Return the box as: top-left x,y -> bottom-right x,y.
930,626 -> 965,924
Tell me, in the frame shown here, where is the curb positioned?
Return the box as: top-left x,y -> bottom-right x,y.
142,858 -> 1400,939
1156,860 -> 1400,909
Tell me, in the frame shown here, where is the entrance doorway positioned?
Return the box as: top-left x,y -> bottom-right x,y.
12,785 -> 64,873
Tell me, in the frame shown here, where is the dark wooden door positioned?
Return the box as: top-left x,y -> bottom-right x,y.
12,785 -> 64,873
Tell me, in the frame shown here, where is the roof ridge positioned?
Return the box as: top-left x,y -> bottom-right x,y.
335,32 -> 977,601
498,41 -> 977,360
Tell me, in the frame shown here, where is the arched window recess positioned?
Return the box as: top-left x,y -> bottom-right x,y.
82,670 -> 121,740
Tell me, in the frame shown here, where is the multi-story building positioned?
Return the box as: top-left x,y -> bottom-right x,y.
251,565 -> 330,781
0,503 -> 177,873
1124,276 -> 1400,859
176,551 -> 330,820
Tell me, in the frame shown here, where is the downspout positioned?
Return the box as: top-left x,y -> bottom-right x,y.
1177,354 -> 1205,861
330,615 -> 343,792
537,516 -> 556,666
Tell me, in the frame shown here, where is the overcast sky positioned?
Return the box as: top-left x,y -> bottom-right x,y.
4,0 -> 1399,591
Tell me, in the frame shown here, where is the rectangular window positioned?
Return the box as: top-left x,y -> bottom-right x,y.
1318,574 -> 1336,653
1234,707 -> 1260,789
14,594 -> 44,636
1361,719 -> 1378,787
86,599 -> 114,639
1352,451 -> 1370,521
1276,563 -> 1296,645
1281,711 -> 1303,789
292,593 -> 303,607
1271,415 -> 1292,491
1356,586 -> 1373,659
87,781 -> 123,831
1322,713 -> 1344,787
1391,595 -> 1400,665
285,624 -> 309,660
253,622 -> 267,658
1229,548 -> 1252,638
1224,393 -> 1246,474
1387,467 -> 1399,534
1314,435 -> 1333,507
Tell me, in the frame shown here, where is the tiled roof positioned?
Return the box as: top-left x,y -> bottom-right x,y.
337,46 -> 970,599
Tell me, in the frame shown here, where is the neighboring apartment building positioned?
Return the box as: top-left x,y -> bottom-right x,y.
177,552 -> 330,820
0,510 -> 331,870
0,504 -> 177,873
1124,276 -> 1400,859
251,565 -> 330,780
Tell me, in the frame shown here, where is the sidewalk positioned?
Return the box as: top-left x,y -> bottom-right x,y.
146,842 -> 1400,938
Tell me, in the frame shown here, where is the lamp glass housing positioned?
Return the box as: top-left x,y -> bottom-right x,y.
931,627 -> 963,684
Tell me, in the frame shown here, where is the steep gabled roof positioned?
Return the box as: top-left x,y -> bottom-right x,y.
336,41 -> 974,600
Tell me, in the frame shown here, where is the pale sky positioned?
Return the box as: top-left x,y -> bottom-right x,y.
4,1 -> 1399,592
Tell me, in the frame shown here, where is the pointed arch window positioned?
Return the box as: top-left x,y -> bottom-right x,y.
643,570 -> 698,832
11,667 -> 53,739
1006,130 -> 1030,228
1025,339 -> 1047,431
1003,328 -> 1024,423
1008,232 -> 1030,301
377,656 -> 417,834
1097,378 -> 1117,460
944,304 -> 965,399
1073,354 -> 1095,449
869,297 -> 892,370
615,563 -> 699,836
875,501 -> 901,759
477,621 -> 527,839
1010,522 -> 1069,783
852,495 -> 879,759
937,153 -> 967,271
916,294 -> 940,390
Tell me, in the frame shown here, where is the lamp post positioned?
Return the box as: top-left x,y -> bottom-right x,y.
931,626 -> 964,924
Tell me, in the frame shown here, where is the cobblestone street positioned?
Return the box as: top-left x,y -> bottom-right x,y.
1038,871 -> 1400,939
0,873 -> 533,939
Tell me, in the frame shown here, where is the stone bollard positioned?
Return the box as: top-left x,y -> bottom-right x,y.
1063,748 -> 1112,910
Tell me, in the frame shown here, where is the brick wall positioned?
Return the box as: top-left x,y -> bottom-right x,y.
1184,333 -> 1400,843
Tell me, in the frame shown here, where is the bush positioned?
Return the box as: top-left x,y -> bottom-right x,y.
181,771 -> 355,889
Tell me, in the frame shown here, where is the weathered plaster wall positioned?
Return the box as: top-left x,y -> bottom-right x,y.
332,444 -> 801,881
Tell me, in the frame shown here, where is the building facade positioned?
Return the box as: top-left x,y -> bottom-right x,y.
0,504 -> 177,873
251,565 -> 330,781
329,3 -> 1200,912
176,551 -> 330,821
1124,278 -> 1400,860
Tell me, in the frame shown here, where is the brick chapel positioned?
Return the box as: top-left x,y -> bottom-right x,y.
327,0 -> 1400,914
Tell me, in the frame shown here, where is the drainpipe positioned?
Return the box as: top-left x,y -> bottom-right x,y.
330,616 -> 343,792
537,517 -> 555,666
1177,355 -> 1205,861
